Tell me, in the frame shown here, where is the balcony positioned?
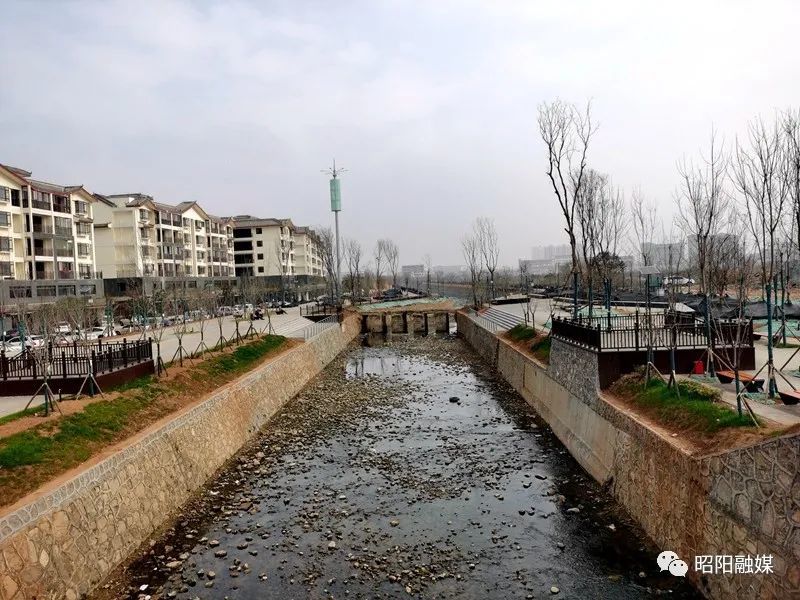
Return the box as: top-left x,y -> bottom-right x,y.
54,226 -> 73,237
31,199 -> 52,211
53,201 -> 71,214
55,248 -> 74,258
32,223 -> 54,235
35,270 -> 55,280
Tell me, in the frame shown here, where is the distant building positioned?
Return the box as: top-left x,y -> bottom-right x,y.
519,257 -> 571,276
640,242 -> 684,272
531,244 -> 571,261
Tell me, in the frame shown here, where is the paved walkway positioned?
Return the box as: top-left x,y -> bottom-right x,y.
489,301 -> 800,428
0,306 -> 317,418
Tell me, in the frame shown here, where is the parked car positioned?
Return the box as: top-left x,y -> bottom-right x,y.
2,334 -> 44,353
54,322 -> 72,334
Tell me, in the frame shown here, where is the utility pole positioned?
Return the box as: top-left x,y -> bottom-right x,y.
323,160 -> 346,304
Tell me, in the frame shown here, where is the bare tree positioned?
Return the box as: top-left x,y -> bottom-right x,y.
344,238 -> 363,301
676,128 -> 730,295
423,253 -> 432,296
537,99 -> 597,315
630,187 -> 658,269
384,240 -> 399,288
475,217 -> 500,300
461,233 -> 483,309
733,115 -> 790,396
374,240 -> 387,293
317,227 -> 336,300
784,109 -> 800,272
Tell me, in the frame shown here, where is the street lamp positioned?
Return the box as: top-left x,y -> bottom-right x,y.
322,159 -> 346,304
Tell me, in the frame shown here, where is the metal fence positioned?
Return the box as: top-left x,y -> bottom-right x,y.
300,303 -> 342,318
293,315 -> 341,340
463,309 -> 501,333
0,338 -> 153,380
551,313 -> 753,352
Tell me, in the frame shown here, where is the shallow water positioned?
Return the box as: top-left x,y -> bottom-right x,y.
97,334 -> 698,599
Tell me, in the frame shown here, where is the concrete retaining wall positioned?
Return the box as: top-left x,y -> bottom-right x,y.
457,312 -> 799,600
0,315 -> 361,600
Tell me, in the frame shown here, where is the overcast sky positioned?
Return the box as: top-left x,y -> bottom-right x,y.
1,0 -> 799,266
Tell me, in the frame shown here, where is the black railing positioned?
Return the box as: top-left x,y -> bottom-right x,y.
0,338 -> 153,380
551,314 -> 753,352
301,303 -> 342,318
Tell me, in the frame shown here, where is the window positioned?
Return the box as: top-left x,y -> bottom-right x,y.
258,266 -> 264,273
255,228 -> 262,234
74,200 -> 88,214
0,237 -> 10,251
256,240 -> 262,247
139,209 -> 148,221
0,212 -> 10,226
257,253 -> 263,260
0,186 -> 9,203
79,264 -> 92,279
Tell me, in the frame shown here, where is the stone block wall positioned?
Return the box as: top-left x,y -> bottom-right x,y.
457,315 -> 800,600
0,315 -> 361,600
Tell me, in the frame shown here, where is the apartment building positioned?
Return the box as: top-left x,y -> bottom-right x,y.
231,216 -> 297,277
93,195 -> 236,280
0,164 -> 100,301
294,226 -> 324,277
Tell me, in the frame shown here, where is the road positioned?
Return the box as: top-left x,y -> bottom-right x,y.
0,306 -> 318,418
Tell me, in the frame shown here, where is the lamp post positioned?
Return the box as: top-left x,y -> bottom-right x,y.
323,160 -> 346,304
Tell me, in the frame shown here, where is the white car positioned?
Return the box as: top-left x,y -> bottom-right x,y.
76,327 -> 118,341
2,335 -> 44,353
54,322 -> 72,334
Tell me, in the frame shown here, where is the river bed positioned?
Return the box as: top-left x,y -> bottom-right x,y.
94,334 -> 698,599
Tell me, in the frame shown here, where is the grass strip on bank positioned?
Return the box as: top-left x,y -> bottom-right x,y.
504,325 -> 552,364
611,373 -> 755,434
0,334 -> 287,508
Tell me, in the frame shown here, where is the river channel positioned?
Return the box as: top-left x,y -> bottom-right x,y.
95,333 -> 699,599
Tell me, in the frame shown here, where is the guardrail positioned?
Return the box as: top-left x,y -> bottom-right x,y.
0,338 -> 153,380
292,314 -> 341,340
463,308 -> 500,333
551,314 -> 753,352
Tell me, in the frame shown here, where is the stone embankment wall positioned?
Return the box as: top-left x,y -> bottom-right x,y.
456,312 -> 799,600
0,315 -> 361,600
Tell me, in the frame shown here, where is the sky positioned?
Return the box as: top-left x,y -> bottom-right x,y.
1,0 -> 799,267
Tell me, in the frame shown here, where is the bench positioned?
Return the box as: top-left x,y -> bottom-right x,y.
778,389 -> 800,405
716,370 -> 765,392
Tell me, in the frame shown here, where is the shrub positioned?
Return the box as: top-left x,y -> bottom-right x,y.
508,324 -> 536,342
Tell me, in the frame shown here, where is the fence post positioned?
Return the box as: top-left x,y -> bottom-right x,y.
123,338 -> 128,367
148,337 -> 153,360
72,339 -> 78,362
1,350 -> 6,380
61,350 -> 67,379
107,350 -> 113,373
91,349 -> 97,376
634,311 -> 640,352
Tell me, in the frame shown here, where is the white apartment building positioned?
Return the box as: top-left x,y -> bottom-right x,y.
294,226 -> 323,277
231,216 -> 298,277
93,195 -> 234,279
0,163 -> 97,284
